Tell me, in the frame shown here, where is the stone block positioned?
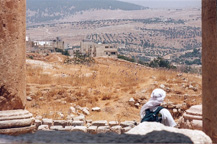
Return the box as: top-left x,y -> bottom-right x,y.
120,121 -> 135,128
92,120 -> 108,127
72,126 -> 87,133
42,118 -> 53,127
35,115 -> 43,120
97,126 -> 110,133
92,107 -> 101,112
35,119 -> 42,128
50,126 -> 64,131
53,120 -> 68,127
63,126 -> 73,131
126,122 -> 212,144
38,125 -> 49,131
183,113 -> 202,120
72,121 -> 84,126
86,120 -> 92,124
66,114 -> 75,120
186,105 -> 202,116
0,119 -> 33,129
191,120 -> 202,130
68,107 -> 76,114
87,126 -> 97,134
73,115 -> 85,121
82,107 -> 90,115
109,121 -> 119,127
121,126 -> 132,133
0,125 -> 36,136
111,125 -> 122,134
129,98 -> 135,106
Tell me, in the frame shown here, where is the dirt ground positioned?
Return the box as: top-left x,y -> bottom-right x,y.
26,53 -> 202,122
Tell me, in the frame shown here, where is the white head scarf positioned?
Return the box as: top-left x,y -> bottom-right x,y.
140,88 -> 166,118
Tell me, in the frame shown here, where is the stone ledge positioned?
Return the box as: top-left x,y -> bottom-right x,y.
0,125 -> 36,136
0,110 -> 30,118
0,113 -> 33,121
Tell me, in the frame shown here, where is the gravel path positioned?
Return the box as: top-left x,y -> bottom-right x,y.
0,130 -> 193,143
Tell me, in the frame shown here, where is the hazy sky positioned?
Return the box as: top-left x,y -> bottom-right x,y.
119,0 -> 201,9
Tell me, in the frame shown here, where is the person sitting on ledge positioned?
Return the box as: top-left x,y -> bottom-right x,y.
140,88 -> 176,127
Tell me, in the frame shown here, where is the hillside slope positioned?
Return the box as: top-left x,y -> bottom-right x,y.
26,53 -> 202,122
26,0 -> 146,23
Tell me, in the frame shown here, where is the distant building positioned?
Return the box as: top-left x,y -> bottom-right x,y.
26,37 -> 66,54
80,40 -> 118,58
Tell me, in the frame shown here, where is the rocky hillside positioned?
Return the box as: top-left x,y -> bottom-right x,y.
26,0 -> 146,23
26,53 -> 202,122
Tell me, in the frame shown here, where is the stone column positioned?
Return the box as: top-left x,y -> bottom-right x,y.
0,0 -> 26,110
202,0 -> 217,142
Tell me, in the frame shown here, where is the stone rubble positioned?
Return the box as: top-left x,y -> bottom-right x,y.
92,107 -> 101,112
129,98 -> 135,106
34,116 -> 137,134
178,105 -> 202,130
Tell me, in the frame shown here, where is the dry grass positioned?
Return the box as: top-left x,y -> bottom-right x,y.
26,54 -> 202,121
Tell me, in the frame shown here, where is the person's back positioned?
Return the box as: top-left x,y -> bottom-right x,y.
140,89 -> 176,127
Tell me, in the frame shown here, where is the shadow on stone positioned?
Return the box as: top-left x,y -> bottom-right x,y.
0,130 -> 193,143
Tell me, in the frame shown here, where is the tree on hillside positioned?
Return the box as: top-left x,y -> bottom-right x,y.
149,57 -> 176,69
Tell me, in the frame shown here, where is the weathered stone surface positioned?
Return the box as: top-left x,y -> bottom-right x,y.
127,122 -> 212,143
111,125 -> 122,134
0,0 -> 26,110
82,108 -> 90,115
35,115 -> 43,120
128,98 -> 135,106
72,126 -> 87,133
0,113 -> 32,121
42,119 -> 53,127
97,126 -> 110,133
72,121 -> 84,126
92,107 -> 101,112
92,120 -> 108,127
66,114 -> 75,120
73,115 -> 85,121
87,126 -> 97,134
0,125 -> 35,136
186,105 -> 202,116
53,120 -> 68,127
120,121 -> 135,128
86,120 -> 92,124
0,110 -> 35,135
0,110 -> 30,118
35,120 -> 42,128
63,126 -> 73,131
38,125 -> 49,131
0,118 -> 33,129
183,113 -> 202,120
191,120 -> 202,130
109,121 -> 119,127
202,0 -> 217,142
121,126 -> 132,133
179,105 -> 202,130
68,107 -> 76,114
50,126 -> 64,131
26,96 -> 32,101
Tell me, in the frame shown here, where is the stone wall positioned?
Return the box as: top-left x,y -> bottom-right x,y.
0,0 -> 26,110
